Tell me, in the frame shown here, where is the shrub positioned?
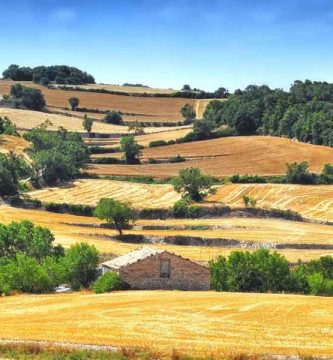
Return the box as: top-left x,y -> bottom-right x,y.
173,199 -> 189,218
285,161 -> 318,184
120,135 -> 140,164
230,174 -> 267,183
104,111 -> 123,125
92,272 -> 122,294
149,140 -> 167,147
307,273 -> 333,296
69,97 -> 80,111
92,157 -> 123,164
169,154 -> 186,163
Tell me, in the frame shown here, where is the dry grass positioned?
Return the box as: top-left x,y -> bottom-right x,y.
0,135 -> 29,158
195,99 -> 226,118
0,108 -> 184,135
87,136 -> 333,178
1,291 -> 333,357
0,206 -> 332,262
0,81 -> 193,122
210,183 -> 333,222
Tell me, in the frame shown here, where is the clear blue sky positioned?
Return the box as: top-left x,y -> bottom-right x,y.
1,0 -> 333,91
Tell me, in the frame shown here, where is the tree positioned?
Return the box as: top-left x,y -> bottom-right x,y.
82,115 -> 94,137
192,118 -> 216,139
181,104 -> 196,123
63,243 -> 99,290
128,120 -> 144,135
233,109 -> 257,135
172,167 -> 214,201
182,84 -> 191,91
120,135 -> 140,164
214,87 -> 229,98
68,97 -> 79,111
94,198 -> 135,236
10,85 -> 46,111
104,111 -> 123,125
285,161 -> 317,184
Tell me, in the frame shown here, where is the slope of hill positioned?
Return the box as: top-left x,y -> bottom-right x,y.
1,291 -> 333,357
87,136 -> 333,178
0,80 -> 193,123
0,134 -> 29,157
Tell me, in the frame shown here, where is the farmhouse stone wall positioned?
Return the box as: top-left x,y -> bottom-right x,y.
114,252 -> 210,291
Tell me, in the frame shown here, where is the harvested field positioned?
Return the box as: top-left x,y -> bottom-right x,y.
210,183 -> 333,222
1,206 -> 333,262
0,108 -> 182,134
1,291 -> 333,357
53,83 -> 177,94
195,98 -> 226,118
28,179 -> 181,208
0,81 -> 193,122
27,179 -> 333,222
87,136 -> 333,178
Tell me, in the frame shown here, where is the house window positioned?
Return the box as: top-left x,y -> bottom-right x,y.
160,259 -> 171,278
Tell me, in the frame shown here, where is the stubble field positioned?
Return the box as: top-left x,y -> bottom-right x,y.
1,291 -> 333,357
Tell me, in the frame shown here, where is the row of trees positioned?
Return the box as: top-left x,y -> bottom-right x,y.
3,64 -> 95,85
210,249 -> 333,296
204,81 -> 333,146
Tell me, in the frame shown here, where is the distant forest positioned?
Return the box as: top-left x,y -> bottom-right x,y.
2,64 -> 95,85
205,80 -> 333,147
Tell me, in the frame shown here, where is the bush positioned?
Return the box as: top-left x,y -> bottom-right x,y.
286,161 -> 318,184
173,199 -> 190,218
104,111 -> 123,125
230,174 -> 267,183
149,140 -> 167,147
92,272 -> 123,293
10,84 -> 46,111
307,273 -> 333,296
169,154 -> 186,163
92,157 -> 123,164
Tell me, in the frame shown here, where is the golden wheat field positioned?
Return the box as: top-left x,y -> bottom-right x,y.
1,291 -> 333,357
0,81 -> 193,122
1,205 -> 332,262
211,183 -> 333,222
88,136 -> 333,178
0,108 -> 184,135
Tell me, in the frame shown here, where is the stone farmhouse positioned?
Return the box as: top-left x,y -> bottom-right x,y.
101,247 -> 210,290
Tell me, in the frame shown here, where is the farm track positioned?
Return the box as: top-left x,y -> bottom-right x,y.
1,291 -> 333,357
0,81 -> 192,122
87,136 -> 333,178
1,206 -> 333,262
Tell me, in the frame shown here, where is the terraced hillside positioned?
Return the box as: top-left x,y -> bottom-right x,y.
210,183 -> 333,222
0,80 -> 193,123
1,291 -> 333,357
87,136 -> 333,178
3,203 -> 333,262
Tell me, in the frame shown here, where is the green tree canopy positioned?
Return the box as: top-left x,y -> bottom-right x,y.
69,97 -> 80,111
120,135 -> 140,164
172,167 -> 214,201
94,198 -> 135,236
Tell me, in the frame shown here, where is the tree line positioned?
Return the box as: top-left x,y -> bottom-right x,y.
2,64 -> 95,85
210,249 -> 333,296
203,80 -> 333,146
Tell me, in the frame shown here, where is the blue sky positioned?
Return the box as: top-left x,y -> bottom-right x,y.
1,0 -> 333,91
